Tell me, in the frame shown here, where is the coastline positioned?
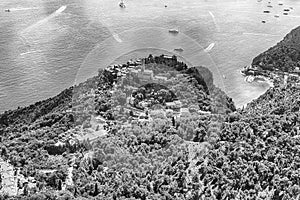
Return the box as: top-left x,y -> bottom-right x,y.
243,74 -> 274,88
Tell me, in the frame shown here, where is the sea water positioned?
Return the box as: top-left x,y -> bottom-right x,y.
1,0 -> 300,112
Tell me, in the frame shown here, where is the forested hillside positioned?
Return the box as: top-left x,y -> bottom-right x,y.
252,26 -> 300,72
1,49 -> 300,199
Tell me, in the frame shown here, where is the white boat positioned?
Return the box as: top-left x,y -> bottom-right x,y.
169,29 -> 179,34
204,43 -> 215,53
119,0 -> 126,8
174,48 -> 184,52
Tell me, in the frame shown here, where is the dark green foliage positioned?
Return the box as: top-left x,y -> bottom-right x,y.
252,26 -> 300,72
2,50 -> 300,200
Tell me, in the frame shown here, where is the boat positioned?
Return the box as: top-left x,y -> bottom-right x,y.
267,5 -> 273,8
222,75 -> 226,79
119,0 -> 126,8
169,29 -> 179,34
274,14 -> 280,18
174,48 -> 184,52
283,12 -> 288,15
5,9 -> 10,12
278,1 -> 283,5
204,43 -> 215,53
263,10 -> 270,13
262,20 -> 266,23
283,9 -> 290,12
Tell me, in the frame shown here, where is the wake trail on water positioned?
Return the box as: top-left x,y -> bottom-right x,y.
243,32 -> 281,37
208,11 -> 220,32
10,7 -> 39,11
20,5 -> 67,35
20,50 -> 42,56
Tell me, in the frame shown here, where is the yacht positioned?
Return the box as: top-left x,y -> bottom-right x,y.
119,0 -> 126,8
169,29 -> 179,34
174,48 -> 184,52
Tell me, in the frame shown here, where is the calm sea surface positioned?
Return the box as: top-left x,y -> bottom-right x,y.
1,0 -> 300,113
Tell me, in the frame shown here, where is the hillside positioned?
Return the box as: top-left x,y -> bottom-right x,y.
1,43 -> 300,198
0,55 -> 236,199
252,26 -> 300,73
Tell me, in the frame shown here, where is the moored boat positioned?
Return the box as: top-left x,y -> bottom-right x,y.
169,29 -> 179,34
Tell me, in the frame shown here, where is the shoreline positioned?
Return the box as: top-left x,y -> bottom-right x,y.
243,74 -> 274,88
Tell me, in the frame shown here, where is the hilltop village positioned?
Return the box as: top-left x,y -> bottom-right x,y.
1,54 -> 232,198
100,55 -> 211,127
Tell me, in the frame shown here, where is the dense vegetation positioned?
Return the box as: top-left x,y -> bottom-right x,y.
1,42 -> 300,200
252,26 -> 300,72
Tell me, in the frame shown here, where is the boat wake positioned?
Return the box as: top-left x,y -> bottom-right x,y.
20,5 -> 67,34
9,7 -> 39,11
20,50 -> 42,56
208,11 -> 220,32
243,32 -> 281,37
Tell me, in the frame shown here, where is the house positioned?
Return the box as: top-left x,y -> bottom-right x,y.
174,100 -> 182,108
155,75 -> 168,82
95,116 -> 106,123
138,101 -> 150,108
138,69 -> 154,81
165,100 -> 182,109
55,141 -> 65,147
198,110 -> 211,115
293,67 -> 300,75
180,108 -> 190,117
165,102 -> 176,109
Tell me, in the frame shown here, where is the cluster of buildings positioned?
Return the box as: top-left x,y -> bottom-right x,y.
0,159 -> 36,196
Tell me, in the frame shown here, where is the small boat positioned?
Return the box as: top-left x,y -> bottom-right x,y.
262,20 -> 266,23
283,9 -> 290,12
267,5 -> 273,8
274,14 -> 280,18
283,12 -> 288,15
263,10 -> 270,13
165,5 -> 167,8
174,48 -> 184,52
222,75 -> 226,79
278,1 -> 283,5
5,9 -> 10,12
169,29 -> 179,34
119,0 -> 126,8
